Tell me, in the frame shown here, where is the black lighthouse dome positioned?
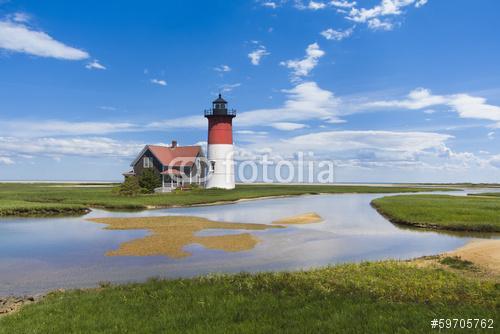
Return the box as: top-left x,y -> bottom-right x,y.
212,94 -> 228,113
205,94 -> 236,117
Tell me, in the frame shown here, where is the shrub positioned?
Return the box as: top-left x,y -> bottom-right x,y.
139,170 -> 162,194
119,176 -> 142,196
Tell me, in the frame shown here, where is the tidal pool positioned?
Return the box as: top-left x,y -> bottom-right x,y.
1,189 -> 499,296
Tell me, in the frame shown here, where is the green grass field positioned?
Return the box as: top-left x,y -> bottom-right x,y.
0,183 -> 458,217
371,195 -> 500,232
0,261 -> 497,333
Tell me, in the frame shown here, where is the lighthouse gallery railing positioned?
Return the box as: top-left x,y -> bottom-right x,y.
204,109 -> 237,116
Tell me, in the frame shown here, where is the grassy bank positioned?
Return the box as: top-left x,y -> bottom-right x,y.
0,183 -> 457,217
0,260 -> 497,333
371,195 -> 500,232
472,192 -> 500,198
419,183 -> 500,188
0,200 -> 88,217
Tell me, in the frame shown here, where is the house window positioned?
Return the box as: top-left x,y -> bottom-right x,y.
143,157 -> 153,168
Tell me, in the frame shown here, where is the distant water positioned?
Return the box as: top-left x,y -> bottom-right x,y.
1,188 -> 499,296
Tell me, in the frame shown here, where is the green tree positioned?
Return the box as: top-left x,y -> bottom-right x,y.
118,176 -> 142,196
139,169 -> 162,193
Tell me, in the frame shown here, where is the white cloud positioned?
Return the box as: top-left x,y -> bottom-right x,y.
148,115 -> 206,130
219,83 -> 241,93
294,0 -> 327,10
99,106 -> 117,111
488,131 -> 495,140
235,129 -> 470,174
85,59 -> 106,70
365,88 -> 446,109
0,156 -> 14,165
281,43 -> 325,80
308,1 -> 326,10
345,0 -> 427,30
321,27 -> 354,40
154,81 -> 342,130
261,1 -> 278,9
236,129 -> 500,177
367,18 -> 394,30
330,1 -> 357,8
490,155 -> 500,169
0,20 -> 89,60
281,0 -> 426,31
448,94 -> 500,124
248,44 -> 270,65
415,0 -> 428,8
274,130 -> 452,159
270,122 -> 308,131
0,120 -> 138,137
347,0 -> 414,22
11,12 -> 30,23
214,64 -> 231,72
236,81 -> 343,126
150,79 -> 167,86
365,88 -> 500,125
0,137 -> 143,158
236,130 -> 268,135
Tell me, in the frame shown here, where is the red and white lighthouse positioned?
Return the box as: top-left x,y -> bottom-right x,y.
204,94 -> 236,189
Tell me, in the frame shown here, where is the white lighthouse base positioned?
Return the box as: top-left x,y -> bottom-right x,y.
206,144 -> 235,189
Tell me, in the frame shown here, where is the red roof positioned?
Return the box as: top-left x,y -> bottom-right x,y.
147,145 -> 201,167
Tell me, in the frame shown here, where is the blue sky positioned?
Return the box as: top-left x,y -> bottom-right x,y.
1,0 -> 500,182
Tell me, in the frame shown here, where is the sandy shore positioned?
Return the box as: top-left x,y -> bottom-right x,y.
447,239 -> 500,275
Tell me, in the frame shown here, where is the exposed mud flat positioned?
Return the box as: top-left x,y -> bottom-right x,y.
89,216 -> 283,258
272,213 -> 323,225
89,213 -> 324,259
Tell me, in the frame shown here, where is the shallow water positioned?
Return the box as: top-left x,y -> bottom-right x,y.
1,188 -> 499,295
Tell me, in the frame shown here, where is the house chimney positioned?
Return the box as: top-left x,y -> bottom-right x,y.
171,140 -> 177,148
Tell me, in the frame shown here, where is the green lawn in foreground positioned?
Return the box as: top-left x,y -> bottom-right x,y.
372,195 -> 500,232
0,261 -> 497,334
0,183 -> 458,216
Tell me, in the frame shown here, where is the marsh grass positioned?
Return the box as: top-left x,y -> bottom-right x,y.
440,256 -> 478,271
371,195 -> 500,232
474,192 -> 500,198
0,183 -> 457,217
0,261 -> 497,333
0,200 -> 88,217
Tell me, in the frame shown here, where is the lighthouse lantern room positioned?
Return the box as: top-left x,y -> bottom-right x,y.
204,94 -> 236,189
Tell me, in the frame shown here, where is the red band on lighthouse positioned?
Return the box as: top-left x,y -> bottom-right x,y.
208,117 -> 233,144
